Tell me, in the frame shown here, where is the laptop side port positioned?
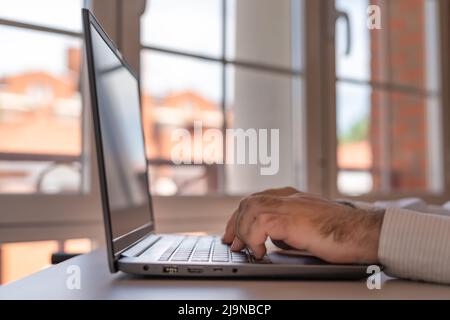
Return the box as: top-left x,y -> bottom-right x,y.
163,266 -> 178,274
212,267 -> 223,272
187,267 -> 203,274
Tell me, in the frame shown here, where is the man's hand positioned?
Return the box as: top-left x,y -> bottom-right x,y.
222,187 -> 385,264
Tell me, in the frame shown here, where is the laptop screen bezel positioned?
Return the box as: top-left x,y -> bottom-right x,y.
82,9 -> 155,272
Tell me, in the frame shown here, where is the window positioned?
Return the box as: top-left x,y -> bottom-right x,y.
0,239 -> 92,285
140,0 -> 305,195
0,0 -> 107,283
139,0 -> 450,200
0,0 -> 84,194
334,0 -> 446,198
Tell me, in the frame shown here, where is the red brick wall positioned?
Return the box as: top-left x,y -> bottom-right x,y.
370,0 -> 427,192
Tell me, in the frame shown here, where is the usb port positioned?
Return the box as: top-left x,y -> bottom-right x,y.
187,267 -> 203,274
163,266 -> 178,274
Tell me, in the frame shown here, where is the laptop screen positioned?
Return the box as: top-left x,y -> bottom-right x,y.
89,23 -> 153,249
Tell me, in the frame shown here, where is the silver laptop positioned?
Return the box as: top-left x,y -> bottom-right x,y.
82,9 -> 368,279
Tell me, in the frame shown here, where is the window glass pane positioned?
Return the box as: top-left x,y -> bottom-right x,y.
64,238 -> 92,254
0,0 -> 83,32
141,0 -> 222,57
225,66 -> 301,194
335,0 -> 440,93
336,82 -> 373,195
337,81 -> 443,195
0,26 -> 82,194
0,239 -> 91,285
335,0 -> 371,81
227,0 -> 303,70
141,0 -> 305,195
141,51 -> 223,195
148,164 -> 217,196
0,161 -> 81,194
381,90 -> 442,193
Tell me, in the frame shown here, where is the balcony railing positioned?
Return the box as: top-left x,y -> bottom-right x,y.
0,152 -> 219,194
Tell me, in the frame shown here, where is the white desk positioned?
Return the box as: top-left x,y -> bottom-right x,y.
1,249 -> 449,299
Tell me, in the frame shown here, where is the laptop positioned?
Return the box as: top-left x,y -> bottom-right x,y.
82,9 -> 368,279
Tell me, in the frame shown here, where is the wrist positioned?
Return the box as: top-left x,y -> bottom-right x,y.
354,207 -> 385,264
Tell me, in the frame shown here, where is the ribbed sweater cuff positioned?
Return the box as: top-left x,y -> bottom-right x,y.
378,207 -> 450,284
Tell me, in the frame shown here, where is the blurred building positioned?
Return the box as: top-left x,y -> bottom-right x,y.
0,47 -> 223,194
370,0 -> 428,192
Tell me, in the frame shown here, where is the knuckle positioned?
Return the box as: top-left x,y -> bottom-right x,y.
246,232 -> 259,245
237,221 -> 248,237
225,220 -> 233,231
249,194 -> 269,204
255,213 -> 271,224
226,214 -> 236,228
237,199 -> 245,212
240,195 -> 263,210
257,213 -> 282,227
251,189 -> 269,196
256,195 -> 283,207
238,196 -> 253,211
247,195 -> 261,204
284,186 -> 298,193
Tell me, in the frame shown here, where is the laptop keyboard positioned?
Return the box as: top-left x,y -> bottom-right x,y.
156,236 -> 270,264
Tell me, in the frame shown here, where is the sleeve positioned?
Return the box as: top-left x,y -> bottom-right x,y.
378,207 -> 450,284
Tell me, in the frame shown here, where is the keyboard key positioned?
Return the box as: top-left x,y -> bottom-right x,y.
191,257 -> 209,262
231,252 -> 248,263
212,256 -> 229,262
190,237 -> 213,262
157,236 -> 252,264
171,256 -> 190,262
167,236 -> 199,262
251,254 -> 272,264
158,237 -> 185,261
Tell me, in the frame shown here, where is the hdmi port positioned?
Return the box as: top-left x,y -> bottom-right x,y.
187,267 -> 203,274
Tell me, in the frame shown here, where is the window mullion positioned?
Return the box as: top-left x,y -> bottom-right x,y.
219,0 -> 227,193
303,0 -> 335,196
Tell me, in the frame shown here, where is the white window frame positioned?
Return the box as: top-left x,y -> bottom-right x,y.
0,0 -> 122,243
3,0 -> 448,244
319,0 -> 450,203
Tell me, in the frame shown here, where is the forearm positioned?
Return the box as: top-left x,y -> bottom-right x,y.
379,208 -> 450,284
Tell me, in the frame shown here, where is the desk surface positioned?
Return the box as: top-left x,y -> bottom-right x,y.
1,249 -> 449,299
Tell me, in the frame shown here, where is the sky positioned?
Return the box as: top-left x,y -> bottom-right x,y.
0,0 -> 82,77
335,0 -> 371,136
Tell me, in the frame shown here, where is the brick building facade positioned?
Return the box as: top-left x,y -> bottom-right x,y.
370,0 -> 428,192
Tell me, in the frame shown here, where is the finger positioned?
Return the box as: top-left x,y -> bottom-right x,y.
230,237 -> 246,252
223,188 -> 300,243
288,192 -> 324,201
236,195 -> 285,242
222,209 -> 238,244
223,195 -> 252,243
231,196 -> 277,251
243,213 -> 287,259
254,186 -> 300,197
